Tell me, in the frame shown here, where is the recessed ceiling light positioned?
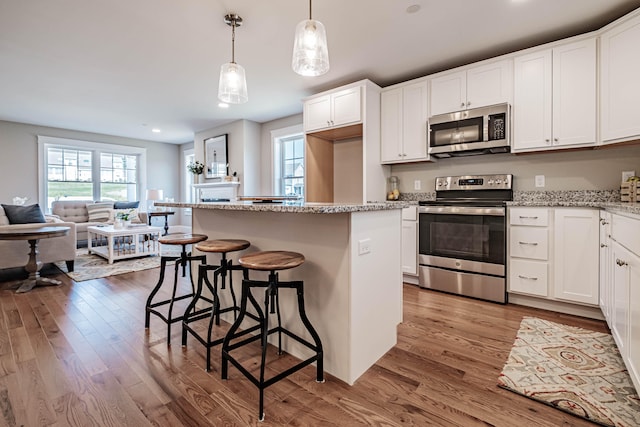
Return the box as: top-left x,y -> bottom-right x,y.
406,4 -> 421,14
218,102 -> 229,108
151,128 -> 161,133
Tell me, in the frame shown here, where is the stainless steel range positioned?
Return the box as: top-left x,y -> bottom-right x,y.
418,174 -> 513,304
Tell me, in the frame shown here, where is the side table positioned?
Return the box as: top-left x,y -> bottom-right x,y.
148,211 -> 175,235
0,226 -> 70,293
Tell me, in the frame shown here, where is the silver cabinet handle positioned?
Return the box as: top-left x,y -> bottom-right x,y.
600,218 -> 609,225
518,241 -> 539,246
600,243 -> 608,248
519,216 -> 539,219
461,102 -> 465,107
545,139 -> 550,143
554,138 -> 559,142
467,102 -> 471,106
616,259 -> 628,267
518,275 -> 538,280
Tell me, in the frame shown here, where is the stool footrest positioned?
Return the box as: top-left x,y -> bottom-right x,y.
147,293 -> 193,310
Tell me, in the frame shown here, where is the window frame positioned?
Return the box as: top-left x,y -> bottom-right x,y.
37,135 -> 147,213
271,124 -> 304,198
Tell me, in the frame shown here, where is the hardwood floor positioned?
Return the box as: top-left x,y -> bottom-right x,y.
0,265 -> 608,426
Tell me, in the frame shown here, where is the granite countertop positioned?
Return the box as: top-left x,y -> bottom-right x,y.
156,201 -> 412,214
508,190 -> 640,216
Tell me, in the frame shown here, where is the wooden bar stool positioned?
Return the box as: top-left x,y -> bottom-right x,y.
145,233 -> 208,345
182,238 -> 251,371
221,250 -> 324,422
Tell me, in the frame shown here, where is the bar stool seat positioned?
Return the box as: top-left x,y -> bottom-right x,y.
182,239 -> 251,371
222,250 -> 323,422
145,233 -> 208,345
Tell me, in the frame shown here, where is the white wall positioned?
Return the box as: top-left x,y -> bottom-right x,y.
193,119 -> 261,198
391,144 -> 640,193
0,119 -> 182,221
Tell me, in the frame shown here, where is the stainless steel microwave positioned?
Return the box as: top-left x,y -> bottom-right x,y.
428,103 -> 510,158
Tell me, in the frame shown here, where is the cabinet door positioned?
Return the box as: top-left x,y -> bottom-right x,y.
402,218 -> 417,275
331,87 -> 361,128
601,14 -> 640,143
626,245 -> 640,392
611,240 -> 630,358
552,39 -> 597,148
380,88 -> 403,163
466,59 -> 513,109
553,209 -> 599,305
304,95 -> 331,132
430,70 -> 466,115
401,82 -> 429,161
513,49 -> 552,151
599,211 -> 612,323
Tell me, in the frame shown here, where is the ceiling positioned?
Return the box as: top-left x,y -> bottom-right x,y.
1,0 -> 640,144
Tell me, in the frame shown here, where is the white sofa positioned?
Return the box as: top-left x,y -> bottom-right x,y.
51,200 -> 148,242
0,206 -> 77,272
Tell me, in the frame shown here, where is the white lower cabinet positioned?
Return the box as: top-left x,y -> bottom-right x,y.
401,207 -> 417,275
553,208 -> 599,305
608,211 -> 640,392
599,211 -> 613,323
508,207 -> 599,305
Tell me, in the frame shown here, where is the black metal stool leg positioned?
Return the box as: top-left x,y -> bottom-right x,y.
259,284 -> 271,422
166,260 -> 181,344
182,264 -> 206,346
295,281 -> 324,382
222,278 -> 252,380
146,256 -> 172,328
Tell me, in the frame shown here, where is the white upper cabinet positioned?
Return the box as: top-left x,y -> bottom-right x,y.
381,81 -> 429,163
430,59 -> 513,116
600,12 -> 640,144
513,38 -> 596,152
304,86 -> 362,132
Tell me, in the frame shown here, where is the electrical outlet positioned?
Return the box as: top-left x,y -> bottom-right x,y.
414,180 -> 421,191
358,239 -> 371,255
535,175 -> 545,188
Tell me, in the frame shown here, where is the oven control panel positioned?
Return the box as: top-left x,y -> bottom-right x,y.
435,174 -> 513,191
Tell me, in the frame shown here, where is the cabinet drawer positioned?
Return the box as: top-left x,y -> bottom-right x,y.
509,258 -> 549,296
612,213 -> 640,256
510,208 -> 549,226
510,227 -> 549,260
402,206 -> 417,221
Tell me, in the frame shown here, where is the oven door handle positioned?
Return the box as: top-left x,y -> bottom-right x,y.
418,206 -> 505,216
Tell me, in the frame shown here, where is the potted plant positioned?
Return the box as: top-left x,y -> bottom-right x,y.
115,209 -> 134,228
188,160 -> 205,183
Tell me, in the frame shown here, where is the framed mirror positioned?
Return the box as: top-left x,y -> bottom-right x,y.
204,134 -> 229,179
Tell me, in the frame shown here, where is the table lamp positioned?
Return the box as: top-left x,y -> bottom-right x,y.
146,189 -> 164,212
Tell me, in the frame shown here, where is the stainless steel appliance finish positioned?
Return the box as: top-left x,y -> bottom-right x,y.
418,174 -> 512,304
428,103 -> 510,158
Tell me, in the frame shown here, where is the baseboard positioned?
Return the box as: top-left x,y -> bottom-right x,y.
508,293 -> 605,320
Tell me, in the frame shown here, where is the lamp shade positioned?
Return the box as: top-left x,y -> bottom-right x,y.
292,19 -> 330,76
218,62 -> 248,104
146,189 -> 164,201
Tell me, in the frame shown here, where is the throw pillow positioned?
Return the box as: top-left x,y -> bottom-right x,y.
114,208 -> 141,223
44,214 -> 64,223
86,202 -> 114,222
0,205 -> 9,226
114,201 -> 139,209
1,204 -> 46,224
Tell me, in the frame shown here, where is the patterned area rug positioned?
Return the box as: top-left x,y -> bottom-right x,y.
498,317 -> 640,426
55,248 -> 179,282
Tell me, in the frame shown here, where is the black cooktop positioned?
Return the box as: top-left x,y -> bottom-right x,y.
419,199 -> 508,208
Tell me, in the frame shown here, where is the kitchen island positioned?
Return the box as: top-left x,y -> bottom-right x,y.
157,200 -> 406,385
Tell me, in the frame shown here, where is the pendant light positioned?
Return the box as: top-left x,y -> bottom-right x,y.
218,14 -> 248,104
292,0 -> 330,76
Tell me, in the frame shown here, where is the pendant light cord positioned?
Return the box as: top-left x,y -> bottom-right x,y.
309,0 -> 312,20
231,19 -> 236,64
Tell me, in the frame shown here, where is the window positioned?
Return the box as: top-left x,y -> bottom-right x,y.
272,125 -> 304,198
38,136 -> 146,212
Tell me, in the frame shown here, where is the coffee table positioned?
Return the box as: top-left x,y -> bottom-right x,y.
0,225 -> 70,293
87,224 -> 162,264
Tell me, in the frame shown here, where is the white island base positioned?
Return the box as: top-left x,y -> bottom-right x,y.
190,206 -> 403,385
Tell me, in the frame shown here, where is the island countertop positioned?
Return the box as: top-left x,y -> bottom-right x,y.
156,200 -> 411,214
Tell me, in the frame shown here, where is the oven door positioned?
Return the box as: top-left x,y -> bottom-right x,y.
418,206 -> 505,276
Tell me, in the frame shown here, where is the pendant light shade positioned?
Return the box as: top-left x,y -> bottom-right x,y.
292,1 -> 329,76
218,14 -> 248,104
